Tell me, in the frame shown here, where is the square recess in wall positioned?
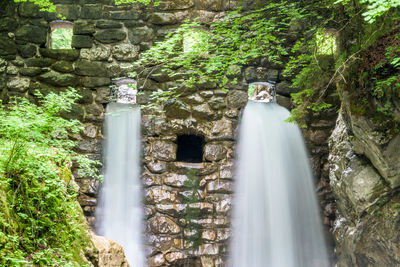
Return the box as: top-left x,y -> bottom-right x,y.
176,134 -> 205,163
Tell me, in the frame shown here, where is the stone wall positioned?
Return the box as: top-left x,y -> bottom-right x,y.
0,0 -> 336,266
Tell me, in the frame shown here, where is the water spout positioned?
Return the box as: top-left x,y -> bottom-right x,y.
229,101 -> 329,267
96,102 -> 145,267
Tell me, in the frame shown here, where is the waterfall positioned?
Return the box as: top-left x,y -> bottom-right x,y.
230,101 -> 329,267
96,102 -> 145,267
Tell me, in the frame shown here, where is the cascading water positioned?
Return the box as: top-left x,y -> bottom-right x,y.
230,101 -> 330,267
96,102 -> 145,267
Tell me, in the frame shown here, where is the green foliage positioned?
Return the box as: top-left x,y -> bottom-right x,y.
135,2 -> 305,110
13,0 -> 56,13
0,89 -> 100,266
114,0 -> 159,5
52,28 -> 73,49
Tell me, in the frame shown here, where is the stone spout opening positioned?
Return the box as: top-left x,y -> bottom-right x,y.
176,134 -> 205,163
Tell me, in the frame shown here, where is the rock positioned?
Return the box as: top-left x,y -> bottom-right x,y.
95,87 -> 111,103
15,25 -> 47,44
81,77 -> 111,88
80,45 -> 111,61
204,144 -> 227,161
0,18 -> 18,32
148,253 -> 165,267
227,90 -> 248,109
156,204 -> 186,217
19,67 -> 42,76
163,173 -> 188,187
147,161 -> 167,173
192,103 -> 214,120
165,251 -> 186,263
38,72 -> 78,87
150,216 -> 181,234
164,99 -> 190,119
112,43 -> 140,61
7,77 -> 30,92
210,118 -> 234,140
110,10 -> 140,20
94,29 -> 127,44
96,20 -> 123,29
156,0 -> 194,10
25,58 -> 53,68
128,26 -> 154,44
276,95 -> 291,110
40,48 -> 80,61
216,198 -> 232,213
153,140 -> 177,161
206,180 -> 233,193
18,2 -> 42,18
55,4 -> 80,20
91,234 -> 129,267
73,20 -> 95,35
0,35 -> 16,56
72,35 -> 93,48
149,12 -> 177,25
145,186 -> 178,204
184,93 -> 204,104
51,61 -> 74,73
81,4 -> 102,19
6,64 -> 18,75
244,66 -> 257,82
17,44 -> 37,58
74,60 -> 108,77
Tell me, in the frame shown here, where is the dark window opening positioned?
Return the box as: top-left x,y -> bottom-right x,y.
176,135 -> 205,163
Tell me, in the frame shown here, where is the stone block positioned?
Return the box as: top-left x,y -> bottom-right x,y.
164,99 -> 190,119
19,67 -> 42,77
81,77 -> 111,88
81,4 -> 102,19
163,173 -> 188,187
56,4 -> 80,20
17,44 -> 37,58
71,35 -> 93,48
112,43 -> 140,61
39,48 -> 80,61
128,26 -> 154,45
74,60 -> 108,77
227,90 -> 248,109
80,44 -> 111,61
156,0 -> 194,10
0,35 -> 16,56
38,71 -> 78,87
51,61 -> 74,73
96,20 -> 123,29
15,25 -> 47,44
7,77 -> 30,92
25,57 -> 53,67
153,140 -> 177,161
204,144 -> 227,161
150,216 -> 181,234
0,18 -> 18,32
206,180 -> 233,193
18,2 -> 42,18
73,20 -> 95,35
145,186 -> 177,204
149,12 -> 177,25
110,10 -> 140,20
94,29 -> 126,44
192,103 -> 215,120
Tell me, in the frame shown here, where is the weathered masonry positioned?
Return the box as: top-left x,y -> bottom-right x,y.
0,0 -> 337,265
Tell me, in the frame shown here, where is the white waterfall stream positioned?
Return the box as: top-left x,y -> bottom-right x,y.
96,102 -> 145,267
230,101 -> 330,267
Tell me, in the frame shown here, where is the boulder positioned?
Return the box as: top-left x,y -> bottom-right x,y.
91,234 -> 130,267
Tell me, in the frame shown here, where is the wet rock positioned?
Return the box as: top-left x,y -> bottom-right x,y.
163,173 -> 188,187
150,216 -> 181,234
39,49 -> 80,61
91,234 -> 129,267
188,202 -> 213,214
80,45 -> 111,61
165,251 -> 186,263
156,204 -> 186,217
153,141 -> 176,161
276,95 -> 291,110
216,198 -> 232,214
164,99 -> 190,119
192,103 -> 214,120
210,118 -> 234,140
148,253 -> 165,267
204,144 -> 227,161
192,243 -> 219,256
112,43 -> 140,61
51,61 -> 74,73
227,90 -> 248,109
147,161 -> 167,174
206,180 -> 233,193
145,186 -> 177,204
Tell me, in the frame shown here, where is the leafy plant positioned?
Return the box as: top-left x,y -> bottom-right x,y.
52,28 -> 73,49
0,89 -> 100,266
